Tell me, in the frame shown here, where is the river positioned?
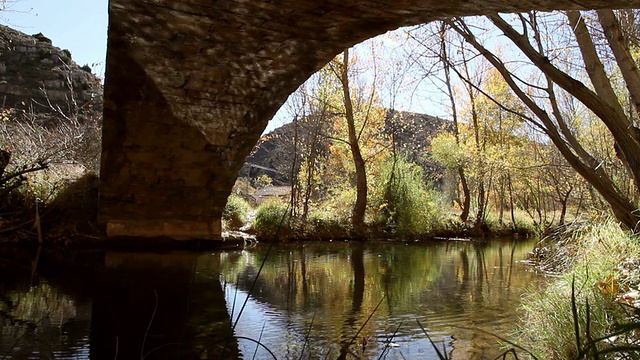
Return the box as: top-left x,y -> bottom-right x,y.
0,238 -> 543,359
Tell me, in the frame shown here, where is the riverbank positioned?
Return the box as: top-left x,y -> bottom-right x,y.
0,171 -> 542,248
518,218 -> 640,358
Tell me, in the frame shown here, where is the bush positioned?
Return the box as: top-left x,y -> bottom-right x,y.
43,173 -> 99,236
0,105 -> 102,242
370,156 -> 440,236
312,187 -> 355,224
251,200 -> 291,239
518,218 -> 640,358
222,193 -> 252,230
306,211 -> 352,239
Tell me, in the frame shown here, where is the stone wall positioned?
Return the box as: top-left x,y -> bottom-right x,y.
0,25 -> 102,115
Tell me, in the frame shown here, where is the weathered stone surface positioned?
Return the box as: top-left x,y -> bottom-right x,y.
0,25 -> 102,113
101,0 -> 640,240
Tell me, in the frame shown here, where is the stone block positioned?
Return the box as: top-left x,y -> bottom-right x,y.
106,219 -> 222,240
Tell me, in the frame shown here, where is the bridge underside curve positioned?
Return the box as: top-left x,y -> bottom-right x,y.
99,0 -> 640,240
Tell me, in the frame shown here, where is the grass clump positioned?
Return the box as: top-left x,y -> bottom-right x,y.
222,193 -> 252,230
370,156 -> 440,236
251,200 -> 290,239
518,218 -> 640,359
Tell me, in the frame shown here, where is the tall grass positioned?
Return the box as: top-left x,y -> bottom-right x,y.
222,193 -> 252,230
518,218 -> 640,358
251,200 -> 291,239
370,156 -> 440,236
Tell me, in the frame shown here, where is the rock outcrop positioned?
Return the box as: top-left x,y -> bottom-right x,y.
239,110 -> 451,186
0,25 -> 103,115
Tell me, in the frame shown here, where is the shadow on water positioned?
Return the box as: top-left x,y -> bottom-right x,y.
0,248 -> 237,360
0,238 -> 542,359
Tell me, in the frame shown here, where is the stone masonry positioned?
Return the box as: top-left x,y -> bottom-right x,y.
101,0 -> 640,240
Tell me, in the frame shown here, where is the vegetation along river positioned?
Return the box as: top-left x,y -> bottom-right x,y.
0,238 -> 544,359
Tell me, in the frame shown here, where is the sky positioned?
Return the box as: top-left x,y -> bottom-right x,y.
1,0 -> 109,78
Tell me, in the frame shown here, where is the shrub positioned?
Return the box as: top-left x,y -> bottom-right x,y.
0,105 -> 102,242
0,112 -> 101,201
44,173 -> 99,233
370,156 -> 440,236
312,187 -> 355,223
254,174 -> 273,189
222,193 -> 252,230
306,209 -> 352,239
251,200 -> 290,239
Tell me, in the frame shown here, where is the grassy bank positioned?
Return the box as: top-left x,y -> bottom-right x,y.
226,192 -> 541,242
516,218 -> 640,358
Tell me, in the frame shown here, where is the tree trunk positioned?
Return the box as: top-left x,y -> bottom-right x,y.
439,22 -> 471,222
598,9 -> 640,117
302,108 -> 326,223
340,49 -> 367,229
476,182 -> 486,227
290,115 -> 300,218
508,172 -> 517,230
459,168 -> 471,222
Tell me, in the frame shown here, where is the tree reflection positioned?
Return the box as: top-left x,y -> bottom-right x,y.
0,240 -> 540,360
0,249 -> 91,359
219,239 -> 541,359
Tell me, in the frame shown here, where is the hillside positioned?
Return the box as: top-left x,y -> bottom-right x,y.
0,24 -> 103,116
239,110 -> 452,186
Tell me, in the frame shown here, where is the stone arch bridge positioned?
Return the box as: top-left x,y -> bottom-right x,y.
99,0 -> 640,240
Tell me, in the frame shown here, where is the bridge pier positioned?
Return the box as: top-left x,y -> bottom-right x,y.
98,32 -> 242,239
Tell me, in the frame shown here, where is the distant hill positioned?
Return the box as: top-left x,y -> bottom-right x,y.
239,109 -> 452,186
0,24 -> 103,117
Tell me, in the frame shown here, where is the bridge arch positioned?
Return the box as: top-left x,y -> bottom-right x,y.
99,0 -> 640,239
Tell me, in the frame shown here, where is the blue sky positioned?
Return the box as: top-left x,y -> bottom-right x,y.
1,0 -> 109,77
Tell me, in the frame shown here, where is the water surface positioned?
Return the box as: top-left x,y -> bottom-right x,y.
0,238 -> 542,359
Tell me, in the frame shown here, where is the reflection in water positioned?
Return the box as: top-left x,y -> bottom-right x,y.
0,248 -> 93,360
218,239 -> 542,359
0,239 -> 541,359
0,250 -> 236,360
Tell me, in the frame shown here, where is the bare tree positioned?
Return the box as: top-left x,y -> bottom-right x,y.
336,48 -> 368,229
438,23 -> 472,222
445,11 -> 640,229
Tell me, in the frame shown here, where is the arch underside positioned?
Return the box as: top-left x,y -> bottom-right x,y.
99,0 -> 640,239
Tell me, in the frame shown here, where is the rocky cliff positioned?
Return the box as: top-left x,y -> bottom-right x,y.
0,24 -> 103,115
